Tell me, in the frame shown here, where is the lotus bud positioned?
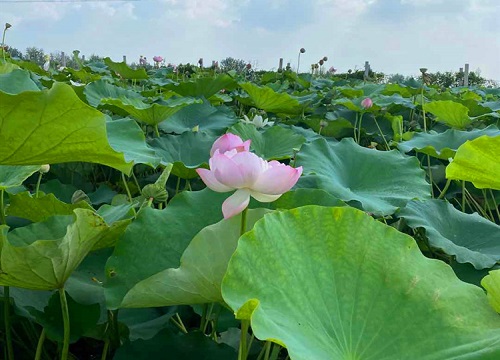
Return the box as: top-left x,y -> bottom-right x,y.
72,190 -> 91,204
300,48 -> 306,53
361,97 -> 373,109
39,164 -> 50,174
141,184 -> 168,203
319,120 -> 328,128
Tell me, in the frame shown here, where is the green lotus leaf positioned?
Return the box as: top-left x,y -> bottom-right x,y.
0,165 -> 41,190
271,188 -> 344,209
113,329 -> 235,360
0,82 -> 132,173
222,206 -> 500,360
446,135 -> 500,190
482,270 -> 500,313
303,112 -> 354,138
0,209 -> 111,290
238,82 -> 302,115
159,102 -> 238,134
399,199 -> 500,269
229,123 -> 306,160
482,101 -> 500,112
102,96 -> 201,126
27,291 -> 100,343
120,209 -> 270,308
0,69 -> 39,94
0,62 -> 21,74
104,189 -> 228,308
164,74 -> 236,98
103,57 -> 148,80
149,131 -> 217,179
295,138 -> 430,215
6,191 -> 93,222
84,79 -> 143,107
107,118 -> 161,168
398,126 -> 500,159
373,94 -> 416,109
424,100 -> 471,128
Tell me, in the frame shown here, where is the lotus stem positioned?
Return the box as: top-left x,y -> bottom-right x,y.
59,288 -> 70,360
4,286 -> 14,360
34,328 -> 46,360
35,172 -> 43,198
240,208 -> 248,237
121,173 -> 133,202
238,319 -> 250,360
489,189 -> 500,222
0,189 -> 5,225
437,179 -> 451,200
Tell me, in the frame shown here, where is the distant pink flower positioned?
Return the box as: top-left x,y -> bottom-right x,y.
197,149 -> 303,219
328,66 -> 337,73
361,97 -> 373,109
210,133 -> 251,157
153,56 -> 163,63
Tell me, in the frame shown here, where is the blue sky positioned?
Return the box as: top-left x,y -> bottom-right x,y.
2,0 -> 499,80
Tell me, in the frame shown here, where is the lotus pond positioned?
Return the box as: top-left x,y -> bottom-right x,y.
1,57 -> 500,360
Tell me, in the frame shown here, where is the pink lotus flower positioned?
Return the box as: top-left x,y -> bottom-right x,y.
361,97 -> 373,109
197,137 -> 303,219
153,56 -> 163,63
210,133 -> 251,157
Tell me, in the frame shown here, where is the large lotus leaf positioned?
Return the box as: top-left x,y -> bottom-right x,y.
84,79 -> 143,107
446,135 -> 500,190
0,165 -> 41,190
103,57 -> 148,80
295,138 -> 430,215
159,102 -> 238,134
104,189 -> 228,308
482,101 -> 500,112
398,126 -> 500,159
120,209 -> 270,308
238,82 -> 302,115
229,123 -> 306,160
102,96 -> 201,126
482,270 -> 500,313
303,113 -> 354,138
6,191 -> 93,222
221,206 -> 500,360
149,131 -> 217,179
372,94 -> 416,109
0,62 -> 21,74
0,83 -> 132,173
27,291 -> 100,343
107,118 -> 161,168
272,189 -> 344,209
0,209 -> 111,290
164,74 -> 236,98
399,199 -> 500,269
113,329 -> 235,360
424,100 -> 471,128
0,69 -> 39,94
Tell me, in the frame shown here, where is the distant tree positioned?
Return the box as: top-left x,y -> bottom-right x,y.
7,46 -> 23,59
87,53 -> 105,63
220,57 -> 247,73
387,73 -> 406,83
24,47 -> 45,66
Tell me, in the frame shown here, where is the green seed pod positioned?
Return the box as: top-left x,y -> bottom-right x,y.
141,184 -> 168,203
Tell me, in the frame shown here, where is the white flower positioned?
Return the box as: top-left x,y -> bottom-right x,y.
241,114 -> 274,128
